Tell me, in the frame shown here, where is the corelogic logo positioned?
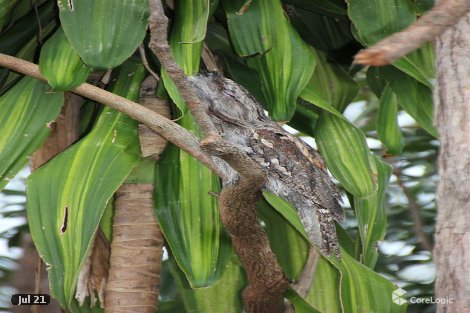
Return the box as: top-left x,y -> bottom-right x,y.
392,288 -> 407,305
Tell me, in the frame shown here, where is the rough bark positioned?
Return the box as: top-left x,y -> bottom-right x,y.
104,184 -> 164,313
104,77 -> 167,312
12,93 -> 81,313
434,8 -> 470,313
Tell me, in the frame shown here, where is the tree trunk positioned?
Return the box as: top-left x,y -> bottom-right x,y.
434,9 -> 470,313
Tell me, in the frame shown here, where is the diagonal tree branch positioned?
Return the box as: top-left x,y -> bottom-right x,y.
355,0 -> 470,66
0,53 -> 226,180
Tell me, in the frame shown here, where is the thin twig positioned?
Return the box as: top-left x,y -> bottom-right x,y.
394,168 -> 433,251
284,248 -> 319,313
0,53 -> 226,180
138,44 -> 161,82
147,0 -> 219,137
355,0 -> 470,66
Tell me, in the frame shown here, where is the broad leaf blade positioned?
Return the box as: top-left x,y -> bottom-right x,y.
0,77 -> 63,191
285,288 -> 321,313
156,1 -> 230,288
300,48 -> 359,115
168,255 -> 245,313
27,60 -> 144,310
39,28 -> 91,91
329,250 -> 407,313
155,139 -> 229,287
315,113 -> 376,198
58,0 -> 148,69
223,0 -> 316,121
346,0 -> 415,46
257,197 -> 308,280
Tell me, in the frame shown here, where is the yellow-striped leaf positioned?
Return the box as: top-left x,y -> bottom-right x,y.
315,113 -> 376,198
354,157 -> 392,268
223,0 -> 316,121
27,60 -> 144,311
376,84 -> 404,154
0,77 -> 63,191
39,27 -> 91,91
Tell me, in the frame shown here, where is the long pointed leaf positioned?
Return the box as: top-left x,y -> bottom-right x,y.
223,0 -> 316,121
376,84 -> 404,154
0,77 -> 63,190
27,60 -> 144,310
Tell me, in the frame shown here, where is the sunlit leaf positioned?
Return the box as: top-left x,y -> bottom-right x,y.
0,77 -> 63,191
168,254 -> 244,313
316,113 -> 376,197
223,0 -> 316,121
39,28 -> 91,91
329,250 -> 407,313
155,139 -> 230,287
285,288 -> 321,313
27,60 -> 144,311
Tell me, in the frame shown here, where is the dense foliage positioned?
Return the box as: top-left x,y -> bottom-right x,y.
0,0 -> 437,312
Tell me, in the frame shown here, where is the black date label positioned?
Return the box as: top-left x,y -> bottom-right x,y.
11,294 -> 50,305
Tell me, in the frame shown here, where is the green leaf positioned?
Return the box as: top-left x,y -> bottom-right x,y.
58,0 -> 149,69
284,0 -> 347,17
0,1 -> 56,56
306,257 -> 341,313
160,0 -> 210,114
392,44 -> 435,88
168,254 -> 245,313
301,49 -> 359,115
376,84 -> 404,154
0,0 -> 19,31
257,197 -> 308,280
287,6 -> 355,59
223,0 -> 316,121
205,22 -> 265,104
0,77 -> 63,191
315,113 -> 376,197
285,288 -> 321,313
26,60 -> 144,311
155,138 -> 230,287
382,67 -> 438,138
39,28 -> 91,91
355,157 -> 392,268
263,191 -> 310,243
328,249 -> 407,313
346,0 -> 416,45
